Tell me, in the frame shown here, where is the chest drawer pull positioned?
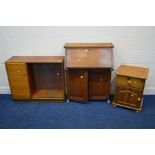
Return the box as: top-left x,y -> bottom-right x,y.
57,72 -> 60,76
138,98 -> 141,101
128,80 -> 131,84
80,76 -> 83,79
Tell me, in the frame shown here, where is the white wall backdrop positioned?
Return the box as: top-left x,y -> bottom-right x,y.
0,26 -> 155,94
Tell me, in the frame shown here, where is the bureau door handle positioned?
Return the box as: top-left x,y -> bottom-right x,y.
80,76 -> 83,79
57,72 -> 60,76
128,80 -> 131,84
84,49 -> 89,52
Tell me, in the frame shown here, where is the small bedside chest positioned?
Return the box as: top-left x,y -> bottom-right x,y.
113,65 -> 149,112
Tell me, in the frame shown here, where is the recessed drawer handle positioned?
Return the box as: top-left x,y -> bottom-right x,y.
80,76 -> 83,79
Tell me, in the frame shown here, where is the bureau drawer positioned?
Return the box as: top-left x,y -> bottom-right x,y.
66,48 -> 112,68
116,75 -> 145,89
6,63 -> 27,75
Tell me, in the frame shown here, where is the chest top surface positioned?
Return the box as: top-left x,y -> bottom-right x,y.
64,43 -> 114,68
116,65 -> 149,79
6,56 -> 64,63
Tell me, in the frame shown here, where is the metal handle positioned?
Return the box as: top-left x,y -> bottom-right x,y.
138,98 -> 141,101
17,70 -> 21,73
128,80 -> 131,84
80,76 -> 83,79
84,49 -> 89,52
57,73 -> 60,76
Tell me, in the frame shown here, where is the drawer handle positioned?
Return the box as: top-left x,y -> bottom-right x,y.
80,76 -> 83,79
57,73 -> 60,76
77,59 -> 81,62
17,70 -> 21,73
138,98 -> 141,101
128,80 -> 131,85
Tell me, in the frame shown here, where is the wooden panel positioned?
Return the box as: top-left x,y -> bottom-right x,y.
114,86 -> 143,109
66,48 -> 113,68
116,65 -> 149,79
116,75 -> 145,89
89,69 -> 111,100
67,70 -> 88,102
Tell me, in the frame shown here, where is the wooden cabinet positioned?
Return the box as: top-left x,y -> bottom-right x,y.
6,63 -> 31,99
113,65 -> 149,111
64,43 -> 114,103
5,56 -> 65,101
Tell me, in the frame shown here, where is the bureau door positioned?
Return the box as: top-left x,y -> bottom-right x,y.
88,69 -> 111,100
6,63 -> 31,99
67,69 -> 88,102
114,86 -> 143,109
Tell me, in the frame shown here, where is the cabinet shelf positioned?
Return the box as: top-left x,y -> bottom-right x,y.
32,89 -> 64,100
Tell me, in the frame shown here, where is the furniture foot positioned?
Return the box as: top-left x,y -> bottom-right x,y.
113,104 -> 117,107
67,99 -> 69,103
136,110 -> 140,112
107,99 -> 110,103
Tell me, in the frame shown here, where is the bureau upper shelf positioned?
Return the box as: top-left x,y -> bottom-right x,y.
64,43 -> 114,48
6,56 -> 64,63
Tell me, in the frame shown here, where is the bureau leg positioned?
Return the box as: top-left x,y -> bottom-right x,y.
67,99 -> 69,103
112,104 -> 117,108
107,99 -> 110,103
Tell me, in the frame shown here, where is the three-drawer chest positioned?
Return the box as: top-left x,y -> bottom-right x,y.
113,65 -> 149,112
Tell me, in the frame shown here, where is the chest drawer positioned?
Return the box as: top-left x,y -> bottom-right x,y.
6,63 -> 27,75
114,86 -> 143,109
116,75 -> 145,89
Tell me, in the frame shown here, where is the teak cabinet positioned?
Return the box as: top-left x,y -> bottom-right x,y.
64,43 -> 114,103
113,65 -> 149,111
5,56 -> 65,101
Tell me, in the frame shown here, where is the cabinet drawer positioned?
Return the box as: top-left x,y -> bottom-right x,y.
114,86 -> 143,109
116,75 -> 145,89
12,89 -> 31,99
6,63 -> 27,75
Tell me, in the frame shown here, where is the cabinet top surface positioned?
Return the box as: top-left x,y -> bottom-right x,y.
64,43 -> 114,48
116,65 -> 149,79
6,56 -> 64,63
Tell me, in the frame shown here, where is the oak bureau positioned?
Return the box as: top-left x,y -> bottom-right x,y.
64,43 -> 114,103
